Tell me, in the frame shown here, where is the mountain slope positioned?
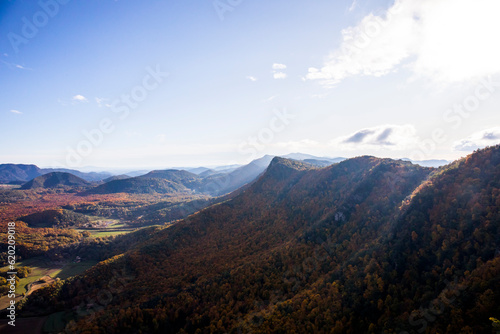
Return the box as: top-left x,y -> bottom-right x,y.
200,155 -> 275,195
86,176 -> 190,195
0,164 -> 42,184
40,168 -> 112,182
87,157 -> 276,196
19,146 -> 500,333
0,164 -> 112,184
18,154 -> 434,329
20,172 -> 90,189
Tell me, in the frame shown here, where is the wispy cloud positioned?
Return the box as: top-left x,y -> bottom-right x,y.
453,127 -> 500,151
306,0 -> 500,87
348,0 -> 358,12
273,72 -> 287,79
334,124 -> 418,150
72,94 -> 88,102
263,95 -> 277,102
0,59 -> 32,70
95,97 -> 108,107
272,63 -> 287,70
246,76 -> 258,82
272,63 -> 288,79
15,64 -> 31,70
10,109 -> 22,114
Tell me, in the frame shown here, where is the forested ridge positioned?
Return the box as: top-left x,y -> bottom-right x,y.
19,146 -> 500,333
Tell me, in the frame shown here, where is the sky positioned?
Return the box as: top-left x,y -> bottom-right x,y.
1,0 -> 500,170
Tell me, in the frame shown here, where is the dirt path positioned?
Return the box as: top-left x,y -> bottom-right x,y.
0,275 -> 57,311
25,275 -> 56,297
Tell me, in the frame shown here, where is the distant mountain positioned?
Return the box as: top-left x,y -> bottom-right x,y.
303,158 -> 336,167
122,170 -> 150,177
27,145 -> 500,333
102,174 -> 131,183
0,163 -> 112,184
86,157 -> 276,196
20,172 -> 90,189
40,168 -> 111,182
86,175 -> 190,195
282,153 -> 345,164
0,164 -> 42,184
281,152 -> 321,160
404,158 -> 450,168
182,167 -> 211,175
201,155 -> 275,195
212,164 -> 241,172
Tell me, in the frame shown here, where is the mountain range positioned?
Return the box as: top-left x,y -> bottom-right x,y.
0,154 -> 449,188
0,164 -> 112,184
20,172 -> 90,190
19,145 -> 500,333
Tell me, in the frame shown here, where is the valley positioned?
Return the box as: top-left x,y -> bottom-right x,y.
0,147 -> 498,333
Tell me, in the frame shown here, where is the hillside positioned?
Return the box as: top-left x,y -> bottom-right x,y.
20,172 -> 90,190
200,155 -> 275,195
87,169 -> 200,195
0,164 -> 41,184
87,157 -> 275,196
19,146 -> 500,333
102,174 -> 131,183
0,164 -> 112,184
40,168 -> 111,182
86,176 -> 189,195
17,209 -> 91,228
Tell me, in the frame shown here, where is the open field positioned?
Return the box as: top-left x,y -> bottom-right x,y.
0,257 -> 99,311
76,219 -> 137,237
0,184 -> 20,189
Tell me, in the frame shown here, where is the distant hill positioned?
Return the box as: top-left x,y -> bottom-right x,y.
20,172 -> 90,189
86,157 -> 276,196
282,153 -> 346,164
18,209 -> 91,228
0,164 -> 42,184
200,155 -> 275,195
85,176 -> 188,195
0,163 -> 112,184
302,158 -> 335,167
404,158 -> 450,168
102,174 -> 131,183
40,168 -> 112,182
183,167 -> 211,175
26,145 -> 500,333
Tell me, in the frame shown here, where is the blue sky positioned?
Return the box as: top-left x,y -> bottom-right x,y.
1,0 -> 500,169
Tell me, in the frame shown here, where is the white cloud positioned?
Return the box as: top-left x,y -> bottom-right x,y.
306,0 -> 500,86
10,109 -> 22,114
334,124 -> 418,150
272,63 -> 287,70
273,72 -> 287,79
72,94 -> 88,102
246,76 -> 258,82
348,0 -> 358,12
95,97 -> 108,107
263,95 -> 277,102
453,127 -> 500,151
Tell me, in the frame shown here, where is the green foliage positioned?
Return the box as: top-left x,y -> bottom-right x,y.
18,208 -> 91,228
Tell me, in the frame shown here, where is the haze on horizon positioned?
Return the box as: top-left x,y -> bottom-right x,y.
1,0 -> 500,169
